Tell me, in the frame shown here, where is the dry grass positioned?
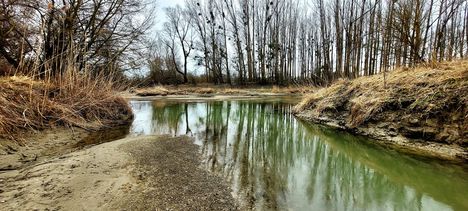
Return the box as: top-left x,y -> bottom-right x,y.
271,85 -> 315,94
294,60 -> 468,128
194,87 -> 215,94
0,71 -> 133,140
134,85 -> 315,96
135,86 -> 170,96
219,88 -> 250,95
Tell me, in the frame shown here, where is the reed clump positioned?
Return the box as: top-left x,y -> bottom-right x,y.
0,70 -> 133,139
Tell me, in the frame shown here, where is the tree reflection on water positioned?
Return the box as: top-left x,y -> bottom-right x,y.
129,100 -> 468,211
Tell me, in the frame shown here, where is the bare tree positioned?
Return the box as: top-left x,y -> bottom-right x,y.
164,5 -> 194,83
148,0 -> 468,86
0,0 -> 154,77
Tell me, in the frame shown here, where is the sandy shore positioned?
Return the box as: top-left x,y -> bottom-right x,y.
0,127 -> 130,172
0,135 -> 237,210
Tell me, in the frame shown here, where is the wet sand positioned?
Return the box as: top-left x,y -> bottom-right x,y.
0,135 -> 237,210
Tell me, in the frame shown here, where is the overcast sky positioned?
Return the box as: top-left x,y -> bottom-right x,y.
145,0 -> 202,75
154,0 -> 186,30
158,0 -> 186,8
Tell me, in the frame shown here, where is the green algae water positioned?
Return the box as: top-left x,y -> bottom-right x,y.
128,99 -> 468,210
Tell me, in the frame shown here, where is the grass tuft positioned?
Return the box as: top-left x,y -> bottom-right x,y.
0,71 -> 133,140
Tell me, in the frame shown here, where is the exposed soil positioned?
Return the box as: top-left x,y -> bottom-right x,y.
0,135 -> 238,210
295,113 -> 468,161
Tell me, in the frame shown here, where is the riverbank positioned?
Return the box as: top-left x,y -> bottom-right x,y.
0,135 -> 238,210
294,60 -> 468,162
122,85 -> 309,103
130,85 -> 314,97
0,126 -> 130,172
0,75 -> 134,171
0,75 -> 133,140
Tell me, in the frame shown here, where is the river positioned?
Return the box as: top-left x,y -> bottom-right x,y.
125,98 -> 468,210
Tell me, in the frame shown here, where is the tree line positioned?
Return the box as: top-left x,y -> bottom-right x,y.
0,0 -> 153,78
150,0 -> 468,85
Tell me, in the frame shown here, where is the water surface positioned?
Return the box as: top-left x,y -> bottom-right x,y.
128,99 -> 468,210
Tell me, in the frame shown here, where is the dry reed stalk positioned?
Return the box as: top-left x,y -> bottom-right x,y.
0,68 -> 133,140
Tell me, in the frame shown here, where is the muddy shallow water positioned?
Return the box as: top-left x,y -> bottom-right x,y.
126,98 -> 468,210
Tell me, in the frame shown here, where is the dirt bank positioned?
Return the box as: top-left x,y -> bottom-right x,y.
0,135 -> 237,210
294,60 -> 468,162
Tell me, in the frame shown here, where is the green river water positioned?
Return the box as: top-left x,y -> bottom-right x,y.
127,98 -> 468,210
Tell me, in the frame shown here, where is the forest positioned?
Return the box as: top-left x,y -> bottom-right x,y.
1,0 -> 467,86
148,0 -> 468,85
